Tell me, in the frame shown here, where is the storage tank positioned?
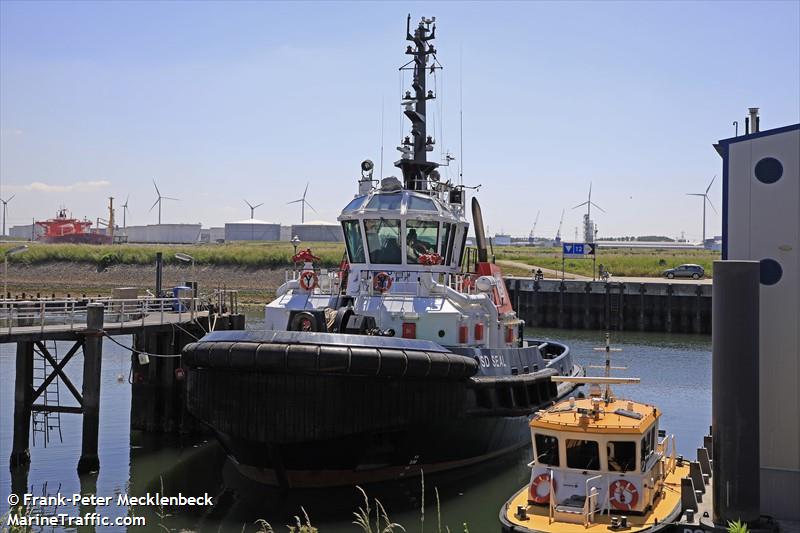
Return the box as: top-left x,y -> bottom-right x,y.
124,224 -> 201,244
290,220 -> 343,242
224,219 -> 280,241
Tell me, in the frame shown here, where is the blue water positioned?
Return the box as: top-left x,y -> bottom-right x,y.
0,322 -> 711,532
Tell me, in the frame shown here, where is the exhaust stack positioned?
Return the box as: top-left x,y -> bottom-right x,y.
748,107 -> 760,133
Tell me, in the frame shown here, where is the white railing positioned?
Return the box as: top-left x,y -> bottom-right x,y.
583,475 -> 603,527
0,290 -> 238,335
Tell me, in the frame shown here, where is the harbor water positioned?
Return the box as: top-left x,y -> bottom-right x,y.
0,312 -> 711,532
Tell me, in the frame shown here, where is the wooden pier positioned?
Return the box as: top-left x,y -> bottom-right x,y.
1,293 -> 244,474
505,277 -> 712,334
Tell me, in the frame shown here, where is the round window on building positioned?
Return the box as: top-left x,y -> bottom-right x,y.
754,157 -> 783,184
759,258 -> 782,286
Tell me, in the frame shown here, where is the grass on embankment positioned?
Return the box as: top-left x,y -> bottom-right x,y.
0,242 -> 347,269
495,245 -> 720,278
1,242 -> 720,278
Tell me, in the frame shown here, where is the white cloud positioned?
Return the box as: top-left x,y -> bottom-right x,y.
6,180 -> 111,193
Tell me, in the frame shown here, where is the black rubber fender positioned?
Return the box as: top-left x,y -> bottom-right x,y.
183,332 -> 479,380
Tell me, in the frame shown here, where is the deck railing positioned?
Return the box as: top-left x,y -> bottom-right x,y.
0,289 -> 238,335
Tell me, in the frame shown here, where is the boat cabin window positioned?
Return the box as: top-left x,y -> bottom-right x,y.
534,434 -> 560,466
365,219 -> 401,264
607,441 -> 637,472
441,223 -> 451,257
406,220 -> 439,264
407,195 -> 438,212
343,196 -> 366,214
342,220 -> 366,263
366,193 -> 402,211
641,426 -> 656,472
566,439 -> 600,470
457,227 -> 468,267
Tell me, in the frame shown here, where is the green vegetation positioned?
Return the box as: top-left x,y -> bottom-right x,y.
495,245 -> 720,278
727,520 -> 750,533
0,242 -> 346,269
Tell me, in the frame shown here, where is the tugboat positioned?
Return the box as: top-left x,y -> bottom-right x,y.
183,15 -> 582,489
499,335 -> 690,532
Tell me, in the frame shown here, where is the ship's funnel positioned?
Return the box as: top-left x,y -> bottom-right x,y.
471,197 -> 488,263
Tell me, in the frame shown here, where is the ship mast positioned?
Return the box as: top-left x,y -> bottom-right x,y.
395,15 -> 441,191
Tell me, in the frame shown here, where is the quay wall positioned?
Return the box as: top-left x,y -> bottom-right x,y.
505,278 -> 712,334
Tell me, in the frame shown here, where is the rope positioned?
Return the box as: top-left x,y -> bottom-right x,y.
100,330 -> 182,359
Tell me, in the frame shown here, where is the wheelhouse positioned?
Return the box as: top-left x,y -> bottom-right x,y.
338,187 -> 469,272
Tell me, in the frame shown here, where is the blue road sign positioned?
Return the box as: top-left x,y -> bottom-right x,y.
563,242 -> 592,258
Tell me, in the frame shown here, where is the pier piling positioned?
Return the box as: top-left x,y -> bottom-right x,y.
10,341 -> 33,468
77,303 -> 104,473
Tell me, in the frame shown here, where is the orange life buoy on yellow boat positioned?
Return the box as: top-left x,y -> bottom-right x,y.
609,479 -> 639,510
528,473 -> 556,505
373,272 -> 393,293
299,270 -> 319,291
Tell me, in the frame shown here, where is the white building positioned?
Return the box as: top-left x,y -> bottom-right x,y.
290,220 -> 343,242
8,224 -> 42,240
224,219 -> 280,241
717,118 -> 799,520
123,224 -> 201,244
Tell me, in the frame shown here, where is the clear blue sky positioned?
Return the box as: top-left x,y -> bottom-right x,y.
1,1 -> 798,240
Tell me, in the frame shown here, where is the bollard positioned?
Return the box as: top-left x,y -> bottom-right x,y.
712,260 -> 760,524
77,303 -> 104,473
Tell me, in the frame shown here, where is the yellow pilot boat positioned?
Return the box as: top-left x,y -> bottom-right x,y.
500,337 -> 690,532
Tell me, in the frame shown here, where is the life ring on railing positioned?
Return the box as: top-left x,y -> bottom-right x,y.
299,270 -> 319,291
528,473 -> 556,505
609,479 -> 639,510
372,272 -> 393,294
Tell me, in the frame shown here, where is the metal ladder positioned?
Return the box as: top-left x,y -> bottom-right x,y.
608,284 -> 622,330
32,341 -> 63,447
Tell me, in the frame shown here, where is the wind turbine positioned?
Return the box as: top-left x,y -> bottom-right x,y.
287,182 -> 317,223
149,180 -> 178,224
687,175 -> 717,244
0,195 -> 14,237
122,195 -> 130,228
244,199 -> 264,220
572,183 -> 605,243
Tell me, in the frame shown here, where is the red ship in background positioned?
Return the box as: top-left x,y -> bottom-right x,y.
35,207 -> 113,244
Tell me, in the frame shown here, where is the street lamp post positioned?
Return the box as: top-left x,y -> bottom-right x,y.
4,245 -> 28,299
174,252 -> 195,315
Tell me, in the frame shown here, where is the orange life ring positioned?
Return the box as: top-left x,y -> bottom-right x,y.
299,270 -> 319,291
373,272 -> 393,293
609,479 -> 639,510
528,472 -> 556,505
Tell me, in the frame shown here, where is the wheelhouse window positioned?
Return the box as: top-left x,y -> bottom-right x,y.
342,220 -> 365,263
407,195 -> 438,212
406,220 -> 439,264
342,196 -> 366,214
607,441 -> 637,472
641,426 -> 656,472
441,223 -> 451,257
364,219 -> 401,264
457,226 -> 468,267
534,434 -> 560,466
566,439 -> 600,470
366,193 -> 402,211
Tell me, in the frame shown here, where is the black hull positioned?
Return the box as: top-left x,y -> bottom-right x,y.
184,330 -> 581,489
